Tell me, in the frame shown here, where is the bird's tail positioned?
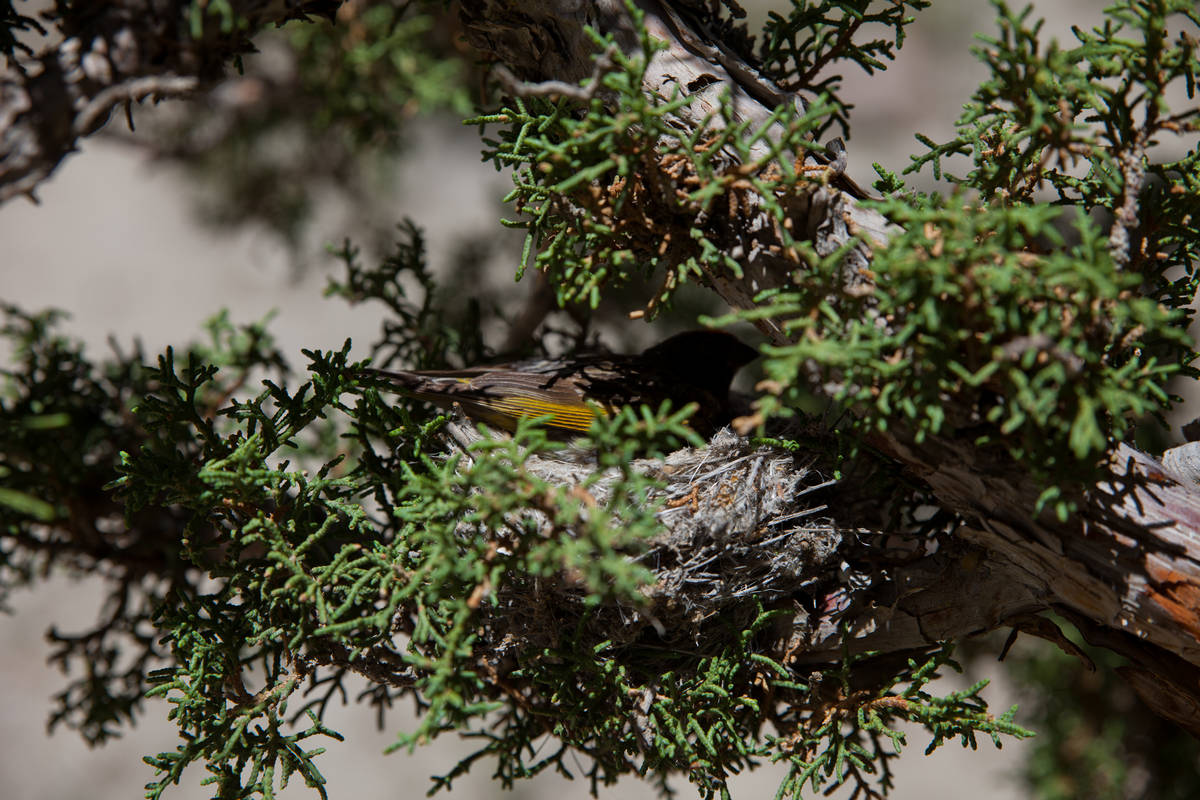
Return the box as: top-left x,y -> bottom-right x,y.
357,367 -> 429,393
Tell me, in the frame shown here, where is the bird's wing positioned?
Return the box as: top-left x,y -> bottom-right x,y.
362,366 -> 602,433
459,370 -> 600,432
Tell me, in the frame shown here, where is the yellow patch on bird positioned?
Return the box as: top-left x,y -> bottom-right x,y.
487,396 -> 606,432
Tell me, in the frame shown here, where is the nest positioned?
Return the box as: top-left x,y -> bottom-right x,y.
439,419 -> 852,666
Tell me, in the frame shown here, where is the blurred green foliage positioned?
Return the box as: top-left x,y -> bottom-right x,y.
998,624 -> 1200,800
146,1 -> 474,247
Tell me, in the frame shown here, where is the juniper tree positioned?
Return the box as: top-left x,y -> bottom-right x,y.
2,1 -> 1199,799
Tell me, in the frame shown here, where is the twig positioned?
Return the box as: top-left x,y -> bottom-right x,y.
1107,145 -> 1146,270
73,74 -> 199,136
491,45 -> 619,102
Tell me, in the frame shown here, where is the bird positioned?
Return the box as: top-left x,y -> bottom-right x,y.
359,330 -> 757,438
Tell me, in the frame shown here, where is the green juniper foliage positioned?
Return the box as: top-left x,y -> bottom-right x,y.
474,1 -> 932,314
910,0 -> 1199,299
759,0 -> 932,140
737,0 -> 1195,511
478,0 -> 1196,509
2,1 -> 1199,799
736,198 -> 1187,507
0,305 -> 289,745
1,239 -> 1029,800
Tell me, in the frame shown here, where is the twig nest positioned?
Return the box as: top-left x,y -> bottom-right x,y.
442,419 -> 843,641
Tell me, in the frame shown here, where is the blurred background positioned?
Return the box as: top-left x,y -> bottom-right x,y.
0,1 -> 1179,798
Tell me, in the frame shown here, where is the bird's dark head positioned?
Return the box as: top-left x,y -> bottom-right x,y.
640,330 -> 758,393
